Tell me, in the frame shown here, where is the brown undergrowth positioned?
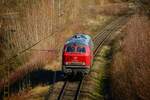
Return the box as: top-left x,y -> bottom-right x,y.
110,14 -> 150,100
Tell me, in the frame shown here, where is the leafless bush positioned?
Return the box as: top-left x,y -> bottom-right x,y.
110,14 -> 150,100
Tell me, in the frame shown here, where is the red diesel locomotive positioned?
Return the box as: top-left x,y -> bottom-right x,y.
62,33 -> 94,75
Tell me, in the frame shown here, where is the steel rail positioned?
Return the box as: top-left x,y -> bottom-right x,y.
93,16 -> 128,55
57,81 -> 69,100
57,77 -> 84,100
73,77 -> 84,100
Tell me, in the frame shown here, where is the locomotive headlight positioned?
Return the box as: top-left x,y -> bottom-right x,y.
65,62 -> 69,65
82,62 -> 85,65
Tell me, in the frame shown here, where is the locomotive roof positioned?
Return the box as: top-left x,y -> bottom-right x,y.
65,33 -> 92,46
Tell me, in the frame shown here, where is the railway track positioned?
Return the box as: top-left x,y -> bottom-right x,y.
135,0 -> 149,15
93,15 -> 129,55
57,77 -> 84,100
45,15 -> 130,100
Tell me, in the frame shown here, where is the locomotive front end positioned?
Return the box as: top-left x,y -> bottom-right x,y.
62,33 -> 94,75
62,45 -> 91,75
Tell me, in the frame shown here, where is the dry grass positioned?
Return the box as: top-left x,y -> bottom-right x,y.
89,3 -> 130,16
110,14 -> 150,100
10,85 -> 49,100
0,0 -> 77,79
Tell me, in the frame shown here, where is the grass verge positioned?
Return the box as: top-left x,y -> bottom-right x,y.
92,46 -> 112,100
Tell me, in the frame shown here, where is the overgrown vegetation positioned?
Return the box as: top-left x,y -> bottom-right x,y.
110,13 -> 150,100
92,46 -> 112,100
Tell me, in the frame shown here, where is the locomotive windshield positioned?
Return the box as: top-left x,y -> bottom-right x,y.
77,47 -> 86,53
66,45 -> 86,53
66,46 -> 75,52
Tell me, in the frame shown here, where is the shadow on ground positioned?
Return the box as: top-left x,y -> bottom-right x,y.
0,69 -> 65,99
30,69 -> 65,86
0,66 -> 85,100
